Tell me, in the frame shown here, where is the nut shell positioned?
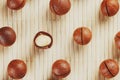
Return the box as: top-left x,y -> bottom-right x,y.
73,27 -> 92,45
7,59 -> 27,79
34,31 -> 53,49
115,31 -> 120,49
99,59 -> 119,78
52,59 -> 71,79
101,0 -> 119,16
7,0 -> 26,10
50,0 -> 71,15
0,27 -> 16,47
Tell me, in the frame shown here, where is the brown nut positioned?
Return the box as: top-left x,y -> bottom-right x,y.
99,59 -> 119,78
101,0 -> 119,17
50,0 -> 71,15
52,59 -> 71,79
7,59 -> 27,79
34,31 -> 53,49
73,27 -> 92,45
7,0 -> 26,10
0,27 -> 16,47
115,31 -> 120,49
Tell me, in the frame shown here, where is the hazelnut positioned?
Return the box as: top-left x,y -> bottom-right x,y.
115,31 -> 120,49
0,27 -> 16,47
73,27 -> 92,45
99,59 -> 119,78
52,59 -> 71,79
50,0 -> 71,15
101,0 -> 119,17
7,59 -> 27,79
7,0 -> 26,10
34,31 -> 53,49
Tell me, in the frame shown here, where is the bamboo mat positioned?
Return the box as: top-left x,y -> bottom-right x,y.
0,0 -> 120,80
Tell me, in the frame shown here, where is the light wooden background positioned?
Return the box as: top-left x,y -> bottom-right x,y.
0,0 -> 120,80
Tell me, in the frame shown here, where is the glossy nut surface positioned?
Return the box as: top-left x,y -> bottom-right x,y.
101,0 -> 119,17
7,59 -> 27,79
73,27 -> 92,45
50,0 -> 71,15
0,27 -> 16,47
34,31 -> 53,49
52,59 -> 71,79
7,0 -> 26,10
99,59 -> 119,78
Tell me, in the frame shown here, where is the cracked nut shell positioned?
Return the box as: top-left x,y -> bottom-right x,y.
34,31 -> 53,49
115,31 -> 120,49
101,0 -> 119,17
99,59 -> 119,78
7,59 -> 27,79
0,27 -> 16,47
50,0 -> 71,15
52,59 -> 71,79
73,27 -> 92,45
7,0 -> 26,10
